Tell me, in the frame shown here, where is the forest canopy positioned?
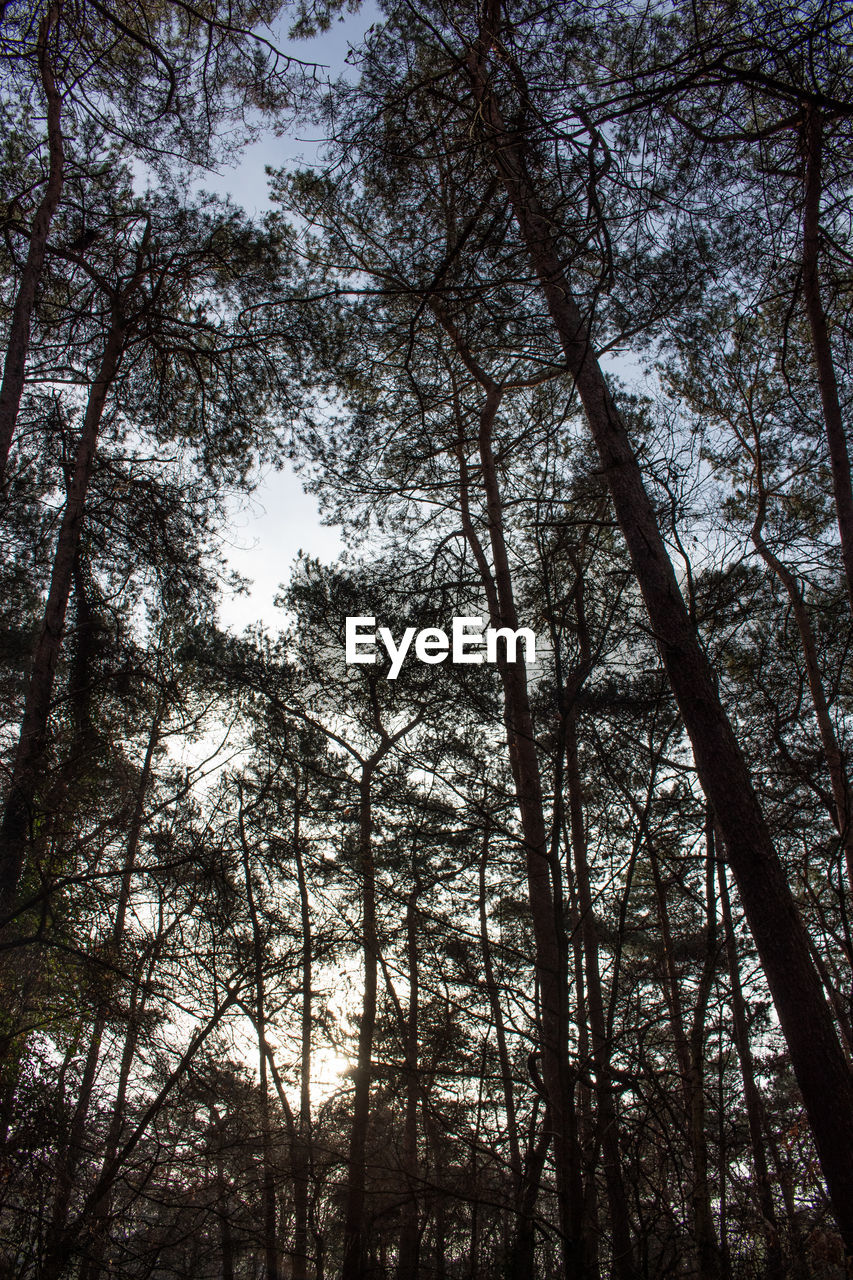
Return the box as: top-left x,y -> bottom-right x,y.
1,0 -> 853,1278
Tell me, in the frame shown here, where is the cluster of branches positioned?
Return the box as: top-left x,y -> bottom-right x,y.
2,1 -> 853,1279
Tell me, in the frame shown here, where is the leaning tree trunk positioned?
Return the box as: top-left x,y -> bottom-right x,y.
47,903 -> 184,1280
57,984 -> 239,1275
465,19 -> 853,1254
0,4 -> 65,483
0,313 -> 124,915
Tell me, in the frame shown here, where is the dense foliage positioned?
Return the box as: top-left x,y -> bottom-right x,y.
1,1 -> 853,1278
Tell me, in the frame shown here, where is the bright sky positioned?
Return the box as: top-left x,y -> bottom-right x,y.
210,6 -> 379,634
209,6 -> 647,637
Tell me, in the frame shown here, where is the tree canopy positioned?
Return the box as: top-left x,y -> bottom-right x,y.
1,1 -> 853,1278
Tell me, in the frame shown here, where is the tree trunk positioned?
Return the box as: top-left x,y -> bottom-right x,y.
434,1197 -> 447,1280
508,1100 -> 552,1280
565,712 -> 637,1280
214,1122 -> 235,1280
801,105 -> 853,622
477,827 -> 522,1185
0,4 -> 65,482
468,1037 -> 488,1280
647,836 -> 720,1280
465,24 -> 853,1254
686,821 -> 724,1280
0,313 -> 124,914
292,784 -> 312,1280
396,883 -> 421,1280
63,985 -> 239,1273
751,464 -> 853,904
448,356 -> 586,1276
44,704 -> 161,1267
342,760 -> 379,1280
239,804 -> 280,1280
475,386 -> 586,1276
716,856 -> 784,1280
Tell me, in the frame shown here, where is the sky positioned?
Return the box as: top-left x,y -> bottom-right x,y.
207,6 -> 380,634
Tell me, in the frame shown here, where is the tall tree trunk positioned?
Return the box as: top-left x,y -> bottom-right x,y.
212,1110 -> 235,1280
480,826 -> 553,1277
239,803 -> 279,1280
450,358 -> 586,1276
0,313 -> 124,914
566,862 -> 600,1278
469,1032 -> 495,1280
751,454 -> 853,903
465,21 -> 853,1254
647,833 -> 721,1280
801,105 -> 853,621
43,704 -> 162,1267
0,3 -> 65,482
686,820 -> 723,1280
396,882 -> 421,1280
342,759 -> 380,1280
291,782 -> 312,1280
477,827 -> 522,1185
434,1197 -> 447,1280
716,856 -> 784,1280
565,712 -> 637,1280
716,1012 -> 730,1280
477,387 -> 585,1275
509,1100 -> 552,1280
64,984 -> 240,1275
764,1125 -> 810,1280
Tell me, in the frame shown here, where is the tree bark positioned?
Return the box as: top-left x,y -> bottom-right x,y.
476,385 -> 586,1276
342,759 -> 380,1280
477,827 -> 522,1186
43,705 -> 162,1267
0,313 -> 125,914
686,820 -> 723,1280
750,450 -> 853,903
509,1100 -> 553,1280
291,783 -> 312,1280
565,712 -> 637,1280
0,4 -> 65,482
647,836 -> 721,1280
716,854 -> 784,1280
448,341 -> 586,1276
396,882 -> 421,1280
239,802 -> 280,1280
801,105 -> 853,622
465,24 -> 853,1255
